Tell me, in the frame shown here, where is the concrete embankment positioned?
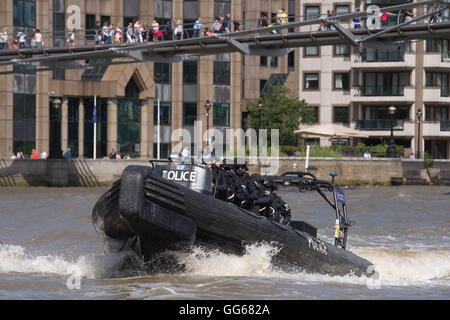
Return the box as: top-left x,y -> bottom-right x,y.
0,157 -> 449,187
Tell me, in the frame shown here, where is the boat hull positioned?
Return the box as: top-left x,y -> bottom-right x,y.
92,165 -> 374,277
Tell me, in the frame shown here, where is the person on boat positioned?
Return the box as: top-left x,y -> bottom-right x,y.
232,162 -> 251,208
214,161 -> 235,202
247,174 -> 273,216
262,177 -> 291,225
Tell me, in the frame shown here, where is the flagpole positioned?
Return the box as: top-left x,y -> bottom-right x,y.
93,95 -> 97,160
157,99 -> 161,160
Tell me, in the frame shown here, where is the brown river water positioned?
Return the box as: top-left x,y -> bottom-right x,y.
0,185 -> 449,300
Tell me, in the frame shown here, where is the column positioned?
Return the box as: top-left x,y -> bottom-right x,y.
61,97 -> 68,152
107,99 -> 118,154
78,99 -> 84,157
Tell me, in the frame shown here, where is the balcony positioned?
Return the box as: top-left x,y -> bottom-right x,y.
352,51 -> 415,69
362,85 -> 406,96
355,119 -> 404,131
358,50 -> 405,62
352,85 -> 415,103
442,120 -> 450,131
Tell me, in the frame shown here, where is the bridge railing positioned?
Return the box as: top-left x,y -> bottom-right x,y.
0,3 -> 449,51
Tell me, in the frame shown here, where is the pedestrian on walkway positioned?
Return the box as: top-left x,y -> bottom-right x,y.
67,29 -> 76,47
193,18 -> 203,38
233,16 -> 241,32
0,28 -> 8,49
33,29 -> 42,48
17,31 -> 26,49
31,149 -> 39,159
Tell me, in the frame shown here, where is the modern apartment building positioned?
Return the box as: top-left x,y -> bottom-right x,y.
297,0 -> 450,159
0,0 -> 449,160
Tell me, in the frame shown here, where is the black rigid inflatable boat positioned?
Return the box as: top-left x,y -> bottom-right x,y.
92,160 -> 374,277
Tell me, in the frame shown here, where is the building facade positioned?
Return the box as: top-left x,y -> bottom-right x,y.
0,0 -> 295,160
0,0 -> 449,160
297,0 -> 450,159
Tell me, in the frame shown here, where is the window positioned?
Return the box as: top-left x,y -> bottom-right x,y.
183,103 -> 197,125
425,106 -> 449,121
14,0 -> 36,27
118,99 -> 141,158
425,72 -> 450,97
183,60 -> 198,84
13,65 -> 36,156
85,14 -> 96,40
333,106 -> 349,124
260,56 -> 268,66
100,15 -> 110,26
124,0 -> 139,26
260,79 -> 267,94
309,106 -> 319,123
214,0 -> 231,18
154,63 -> 171,84
334,72 -> 350,90
154,101 -> 171,125
183,19 -> 196,39
83,98 -> 107,158
362,48 -> 405,62
288,51 -> 295,70
363,106 -> 410,121
213,61 -> 230,85
13,93 -> 36,155
213,103 -> 230,126
53,1 -> 65,47
334,44 -> 350,56
363,72 -> 410,96
304,73 -> 319,90
305,6 -> 320,20
270,56 -> 278,67
68,98 -> 79,157
305,46 -> 319,56
335,4 -> 350,15
153,143 -> 171,159
155,0 -> 173,19
81,59 -> 111,81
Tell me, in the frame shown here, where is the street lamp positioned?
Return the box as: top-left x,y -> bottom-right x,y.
49,98 -> 62,159
258,101 -> 262,157
416,108 -> 422,159
386,105 -> 398,158
205,100 -> 211,147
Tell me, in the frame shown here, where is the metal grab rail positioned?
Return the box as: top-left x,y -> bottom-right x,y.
274,171 -> 351,250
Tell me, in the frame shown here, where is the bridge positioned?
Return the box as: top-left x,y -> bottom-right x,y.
1,0 -> 450,74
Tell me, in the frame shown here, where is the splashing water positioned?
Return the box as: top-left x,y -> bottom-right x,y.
0,244 -> 144,280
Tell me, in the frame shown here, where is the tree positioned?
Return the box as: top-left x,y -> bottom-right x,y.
246,85 -> 315,153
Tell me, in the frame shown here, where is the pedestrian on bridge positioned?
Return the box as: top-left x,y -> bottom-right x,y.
0,28 -> 8,50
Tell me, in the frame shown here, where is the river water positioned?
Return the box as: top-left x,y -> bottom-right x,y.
0,185 -> 449,300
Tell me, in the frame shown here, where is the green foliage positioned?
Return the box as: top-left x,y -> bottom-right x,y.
298,145 -> 342,158
281,145 -> 298,156
424,152 -> 434,168
246,85 -> 316,147
332,143 -> 405,158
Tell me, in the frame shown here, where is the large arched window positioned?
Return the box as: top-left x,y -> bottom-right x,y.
118,77 -> 141,158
